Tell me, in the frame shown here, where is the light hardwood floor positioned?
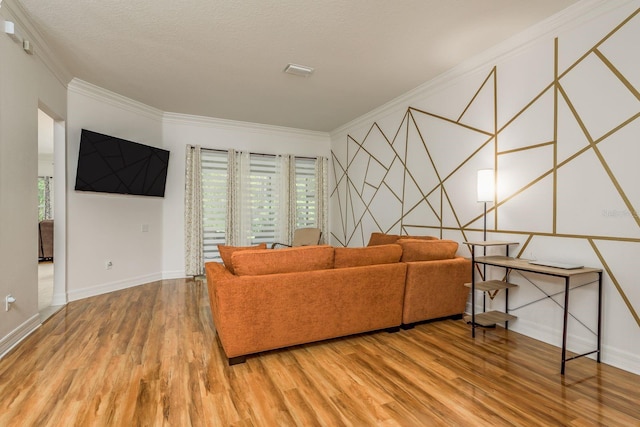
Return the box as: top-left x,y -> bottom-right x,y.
38,261 -> 54,311
1,278 -> 638,426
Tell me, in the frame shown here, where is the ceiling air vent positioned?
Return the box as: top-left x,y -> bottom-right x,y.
284,63 -> 314,77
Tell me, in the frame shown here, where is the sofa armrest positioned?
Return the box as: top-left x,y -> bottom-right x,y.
402,257 -> 472,324
204,262 -> 236,338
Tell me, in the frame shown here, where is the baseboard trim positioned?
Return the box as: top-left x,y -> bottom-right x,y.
465,309 -> 640,375
0,314 -> 41,360
67,273 -> 163,302
513,318 -> 640,375
162,270 -> 187,280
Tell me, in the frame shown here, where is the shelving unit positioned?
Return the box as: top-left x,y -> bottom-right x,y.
463,241 -> 519,336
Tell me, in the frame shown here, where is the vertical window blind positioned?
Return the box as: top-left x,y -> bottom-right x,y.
295,158 -> 316,229
246,154 -> 280,246
201,151 -> 228,262
201,150 -> 320,263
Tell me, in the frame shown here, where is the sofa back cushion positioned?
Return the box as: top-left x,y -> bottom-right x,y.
218,243 -> 267,274
398,239 -> 458,262
232,245 -> 334,276
397,235 -> 438,241
334,244 -> 402,268
367,232 -> 438,246
367,232 -> 400,246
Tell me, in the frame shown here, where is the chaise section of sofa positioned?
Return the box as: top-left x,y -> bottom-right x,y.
368,233 -> 472,325
205,244 -> 407,364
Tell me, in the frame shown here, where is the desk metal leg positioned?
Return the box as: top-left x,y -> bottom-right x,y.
505,288 -> 510,330
471,247 -> 476,338
597,271 -> 602,363
561,276 -> 570,375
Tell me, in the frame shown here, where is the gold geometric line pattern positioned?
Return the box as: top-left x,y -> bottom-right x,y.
594,48 -> 640,101
557,81 -> 640,231
497,140 -> 555,156
331,7 -> 640,330
557,8 -> 640,81
589,239 -> 640,328
410,106 -> 494,136
497,82 -> 555,135
553,37 -> 559,235
493,67 -> 499,231
458,66 -> 496,124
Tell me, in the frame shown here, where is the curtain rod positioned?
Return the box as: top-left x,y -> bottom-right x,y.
193,145 -> 320,161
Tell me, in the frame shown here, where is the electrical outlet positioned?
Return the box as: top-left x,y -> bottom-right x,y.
105,260 -> 113,270
141,224 -> 149,233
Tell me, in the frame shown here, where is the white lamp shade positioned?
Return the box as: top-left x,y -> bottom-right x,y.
477,169 -> 494,202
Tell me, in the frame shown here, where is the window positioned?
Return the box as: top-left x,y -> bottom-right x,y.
295,157 -> 316,229
201,151 -> 228,262
246,154 -> 280,246
200,150 -> 320,263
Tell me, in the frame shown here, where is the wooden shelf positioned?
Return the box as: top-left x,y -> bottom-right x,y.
464,311 -> 517,327
465,280 -> 518,292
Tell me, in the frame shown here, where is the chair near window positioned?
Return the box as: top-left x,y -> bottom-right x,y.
38,219 -> 54,261
271,228 -> 322,249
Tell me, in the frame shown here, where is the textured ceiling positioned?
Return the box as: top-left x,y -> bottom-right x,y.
17,0 -> 579,132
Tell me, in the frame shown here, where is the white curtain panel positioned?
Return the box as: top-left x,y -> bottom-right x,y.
316,157 -> 329,244
237,151 -> 253,246
277,155 -> 296,245
184,145 -> 204,276
287,155 -> 296,244
226,149 -> 238,245
227,149 -> 255,246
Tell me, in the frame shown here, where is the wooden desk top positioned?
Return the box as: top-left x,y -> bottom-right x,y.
464,241 -> 519,247
473,256 -> 602,277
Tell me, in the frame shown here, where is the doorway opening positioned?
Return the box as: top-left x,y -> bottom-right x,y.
37,107 -> 65,321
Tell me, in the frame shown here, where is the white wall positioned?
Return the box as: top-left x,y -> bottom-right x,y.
65,80 -> 165,301
0,1 -> 67,356
330,0 -> 640,374
38,156 -> 54,177
161,113 -> 331,278
64,81 -> 331,291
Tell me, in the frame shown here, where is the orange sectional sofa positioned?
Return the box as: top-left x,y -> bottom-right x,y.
205,244 -> 407,364
205,235 -> 471,365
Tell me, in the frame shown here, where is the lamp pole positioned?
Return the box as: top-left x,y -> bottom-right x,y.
477,169 -> 494,312
483,200 -> 487,311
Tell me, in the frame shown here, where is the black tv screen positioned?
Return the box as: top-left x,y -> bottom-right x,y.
74,129 -> 170,197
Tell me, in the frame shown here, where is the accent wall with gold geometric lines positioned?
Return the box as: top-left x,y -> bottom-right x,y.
329,2 -> 640,374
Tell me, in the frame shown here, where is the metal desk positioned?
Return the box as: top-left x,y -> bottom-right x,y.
468,249 -> 603,374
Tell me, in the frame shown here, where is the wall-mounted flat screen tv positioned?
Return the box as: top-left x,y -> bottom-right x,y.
74,129 -> 170,197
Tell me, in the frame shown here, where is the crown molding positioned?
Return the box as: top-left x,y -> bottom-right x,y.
1,0 -> 73,87
68,78 -> 164,122
330,0 -> 634,138
68,79 -> 330,140
163,112 -> 330,141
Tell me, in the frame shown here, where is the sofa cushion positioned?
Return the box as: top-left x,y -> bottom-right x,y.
367,232 -> 400,246
232,245 -> 334,276
398,239 -> 458,262
334,244 -> 402,268
397,235 -> 438,241
218,243 -> 267,274
367,232 -> 438,246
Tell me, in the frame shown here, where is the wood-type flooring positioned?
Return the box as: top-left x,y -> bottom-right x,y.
0,278 -> 638,426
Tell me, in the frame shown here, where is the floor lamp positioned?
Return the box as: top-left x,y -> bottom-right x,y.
477,169 -> 494,242
477,169 -> 494,311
